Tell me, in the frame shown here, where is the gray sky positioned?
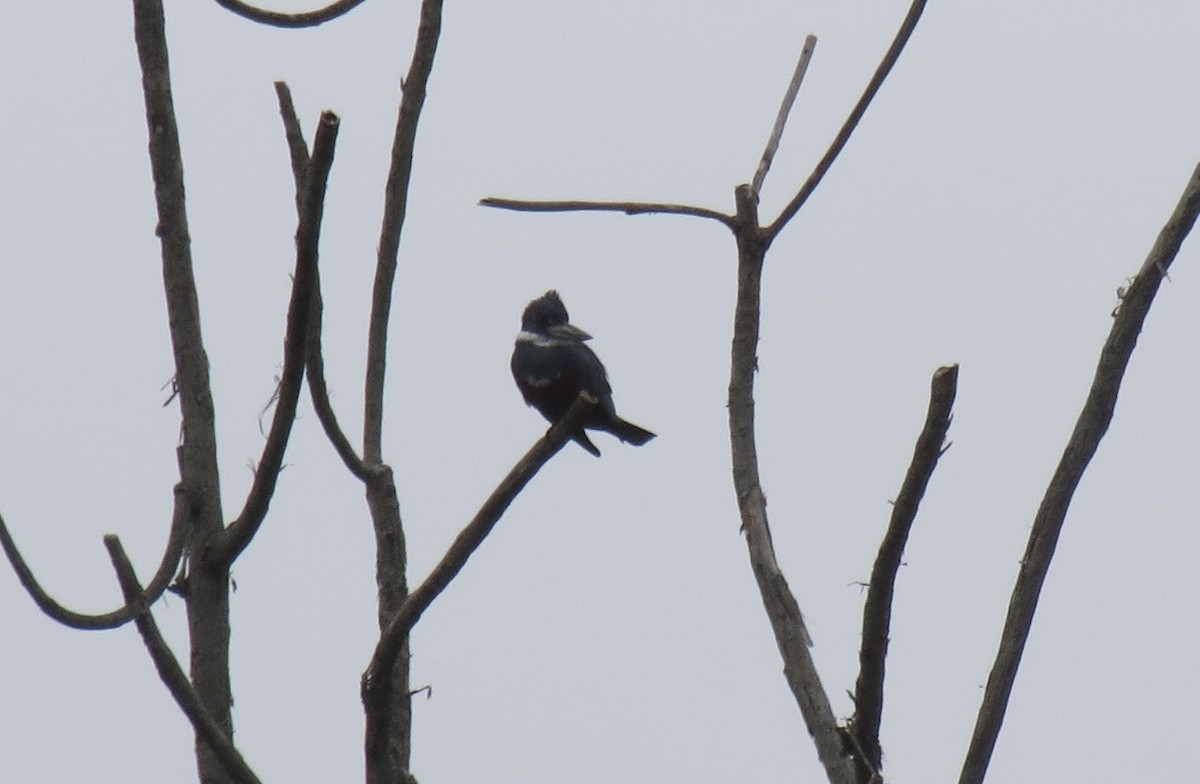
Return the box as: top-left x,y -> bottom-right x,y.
2,2 -> 1198,782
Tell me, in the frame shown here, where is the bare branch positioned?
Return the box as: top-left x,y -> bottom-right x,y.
217,111 -> 341,564
133,0 -> 223,528
959,160 -> 1200,784
361,396 -> 590,783
211,0 -> 367,28
364,0 -> 443,465
104,535 -> 262,784
479,196 -> 735,227
766,0 -> 928,238
853,363 -> 958,777
0,485 -> 189,630
132,3 -> 235,777
274,81 -> 309,204
726,185 -> 855,784
750,34 -> 818,198
272,83 -> 370,480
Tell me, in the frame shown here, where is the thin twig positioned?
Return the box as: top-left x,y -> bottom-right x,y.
104,535 -> 263,784
853,364 -> 958,777
750,34 -> 818,198
959,160 -> 1200,784
361,396 -> 591,775
766,0 -> 928,238
211,0 -> 366,28
0,485 -> 189,630
479,197 -> 734,227
216,110 -> 340,564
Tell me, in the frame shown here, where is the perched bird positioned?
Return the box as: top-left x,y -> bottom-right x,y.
511,290 -> 655,456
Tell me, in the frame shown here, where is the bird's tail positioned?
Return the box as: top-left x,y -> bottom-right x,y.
611,419 -> 656,447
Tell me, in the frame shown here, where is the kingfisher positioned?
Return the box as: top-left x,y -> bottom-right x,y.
511,290 -> 655,456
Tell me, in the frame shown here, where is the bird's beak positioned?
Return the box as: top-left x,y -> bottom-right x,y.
550,323 -> 592,342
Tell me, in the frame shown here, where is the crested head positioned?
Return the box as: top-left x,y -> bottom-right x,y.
520,290 -> 570,333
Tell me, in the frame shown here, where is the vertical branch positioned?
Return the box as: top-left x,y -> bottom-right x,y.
363,0 -> 442,464
852,364 -> 957,779
958,161 -> 1200,784
360,2 -> 443,781
131,1 -> 231,781
727,185 -> 856,784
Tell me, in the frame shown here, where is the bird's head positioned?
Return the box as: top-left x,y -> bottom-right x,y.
518,290 -> 592,343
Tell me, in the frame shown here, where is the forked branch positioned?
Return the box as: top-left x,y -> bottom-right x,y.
362,396 -> 591,782
958,161 -> 1200,784
765,0 -> 928,237
216,110 -> 341,565
105,535 -> 262,784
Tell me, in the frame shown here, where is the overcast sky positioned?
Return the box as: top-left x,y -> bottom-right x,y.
2,2 -> 1199,782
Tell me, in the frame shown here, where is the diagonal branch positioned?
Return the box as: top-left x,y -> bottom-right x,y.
0,485 -> 189,630
216,110 -> 341,564
765,0 -> 928,238
104,535 -> 262,784
363,0 -> 443,465
361,396 -> 590,782
852,363 -> 958,778
211,0 -> 367,28
750,34 -> 818,198
479,197 -> 735,227
958,160 -> 1200,784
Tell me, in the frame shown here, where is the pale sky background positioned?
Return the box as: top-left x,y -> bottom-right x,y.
2,2 -> 1199,782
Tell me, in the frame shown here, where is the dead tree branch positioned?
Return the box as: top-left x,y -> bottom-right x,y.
361,396 -> 590,784
479,197 -> 735,227
216,110 -> 341,564
765,0 -> 928,238
751,34 -> 818,198
852,363 -> 958,779
364,0 -> 442,465
727,185 -> 855,784
958,160 -> 1200,784
105,535 -> 262,784
0,484 -> 189,629
272,83 -> 371,481
212,0 -> 367,28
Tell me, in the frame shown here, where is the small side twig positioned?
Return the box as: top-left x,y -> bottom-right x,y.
750,34 -> 818,198
958,160 -> 1200,784
104,535 -> 262,784
853,363 -> 958,777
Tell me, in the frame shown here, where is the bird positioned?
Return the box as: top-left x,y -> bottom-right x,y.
511,290 -> 655,457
